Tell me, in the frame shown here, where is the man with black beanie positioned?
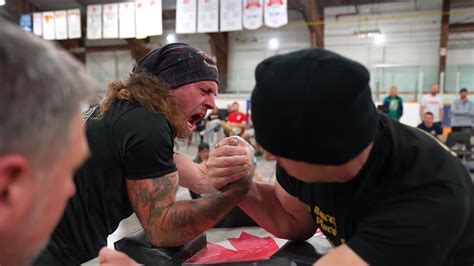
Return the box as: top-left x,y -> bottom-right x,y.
34,43 -> 253,265
210,48 -> 474,266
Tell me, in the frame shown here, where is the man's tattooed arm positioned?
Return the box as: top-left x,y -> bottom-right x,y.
126,171 -> 248,247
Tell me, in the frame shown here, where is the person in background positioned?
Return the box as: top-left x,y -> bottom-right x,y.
382,86 -> 403,120
420,83 -> 444,128
417,112 -> 443,139
0,19 -> 136,266
451,88 -> 473,132
193,142 -> 210,164
221,102 -> 247,136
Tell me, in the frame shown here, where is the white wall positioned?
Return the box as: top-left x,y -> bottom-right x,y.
84,1 -> 474,97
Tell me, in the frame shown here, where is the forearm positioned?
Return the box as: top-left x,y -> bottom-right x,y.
146,191 -> 238,247
174,154 -> 215,193
239,182 -> 315,240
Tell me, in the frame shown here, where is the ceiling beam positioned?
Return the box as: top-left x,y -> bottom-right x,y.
126,38 -> 150,62
438,0 -> 450,86
208,32 -> 229,92
301,0 -> 325,48
449,23 -> 474,33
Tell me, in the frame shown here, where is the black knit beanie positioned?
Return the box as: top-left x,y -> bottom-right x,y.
130,43 -> 219,89
251,48 -> 378,165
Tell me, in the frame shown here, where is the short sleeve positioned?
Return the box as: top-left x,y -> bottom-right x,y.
113,107 -> 177,180
347,183 -> 470,266
420,95 -> 427,107
275,164 -> 299,197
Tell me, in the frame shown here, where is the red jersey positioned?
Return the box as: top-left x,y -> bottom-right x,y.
227,112 -> 247,124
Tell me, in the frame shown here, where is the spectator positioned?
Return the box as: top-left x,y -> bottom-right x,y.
193,142 -> 210,164
382,86 -> 403,120
451,88 -> 473,132
417,112 -> 443,138
200,107 -> 223,143
0,19 -> 136,266
420,83 -> 444,128
220,102 -> 247,136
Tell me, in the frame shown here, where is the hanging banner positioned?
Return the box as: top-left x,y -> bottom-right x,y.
87,5 -> 102,39
54,10 -> 68,40
220,0 -> 242,32
103,3 -> 119,38
135,0 -> 148,38
67,9 -> 81,39
135,0 -> 163,38
42,11 -> 55,40
20,14 -> 32,32
176,0 -> 197,34
263,0 -> 287,28
33,12 -> 42,36
119,2 -> 135,39
197,0 -> 218,33
242,0 -> 263,30
147,0 -> 163,37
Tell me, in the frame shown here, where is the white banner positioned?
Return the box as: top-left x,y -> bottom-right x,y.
135,0 -> 163,38
42,12 -> 55,40
197,0 -> 218,33
263,0 -> 287,28
67,9 -> 81,39
87,5 -> 102,39
220,0 -> 242,32
102,3 -> 119,38
176,0 -> 197,34
54,11 -> 68,40
33,12 -> 42,36
119,2 -> 135,38
242,0 -> 263,30
147,0 -> 163,37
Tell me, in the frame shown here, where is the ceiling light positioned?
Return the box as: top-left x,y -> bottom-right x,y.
268,38 -> 279,50
374,34 -> 385,46
166,34 -> 176,43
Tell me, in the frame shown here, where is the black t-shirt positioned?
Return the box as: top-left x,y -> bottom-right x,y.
34,100 -> 177,265
417,122 -> 443,136
277,115 -> 474,266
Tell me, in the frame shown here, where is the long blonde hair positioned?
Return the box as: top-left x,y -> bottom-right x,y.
100,73 -> 188,139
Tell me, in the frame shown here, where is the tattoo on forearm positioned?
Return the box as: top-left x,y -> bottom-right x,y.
128,173 -> 238,246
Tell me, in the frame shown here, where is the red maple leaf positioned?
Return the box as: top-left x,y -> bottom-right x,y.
186,232 -> 279,264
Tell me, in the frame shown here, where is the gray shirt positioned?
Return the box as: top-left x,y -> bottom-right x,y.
451,99 -> 474,127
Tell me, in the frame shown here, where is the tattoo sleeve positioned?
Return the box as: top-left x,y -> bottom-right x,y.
126,172 -> 237,247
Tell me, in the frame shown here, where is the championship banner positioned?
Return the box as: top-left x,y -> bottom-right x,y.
33,12 -> 42,36
176,0 -> 197,34
147,0 -> 163,37
263,0 -> 287,28
87,5 -> 102,39
54,10 -> 68,40
102,3 -> 119,39
197,0 -> 218,33
119,2 -> 136,39
220,0 -> 242,32
42,11 -> 55,40
242,0 -> 263,30
67,9 -> 81,39
135,0 -> 163,38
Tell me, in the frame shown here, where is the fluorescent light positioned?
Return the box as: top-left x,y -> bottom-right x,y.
0,0 -> 5,6
374,34 -> 385,46
166,34 -> 176,43
268,38 -> 279,50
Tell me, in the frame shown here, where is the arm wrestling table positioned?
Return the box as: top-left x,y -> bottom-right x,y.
113,227 -> 332,266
